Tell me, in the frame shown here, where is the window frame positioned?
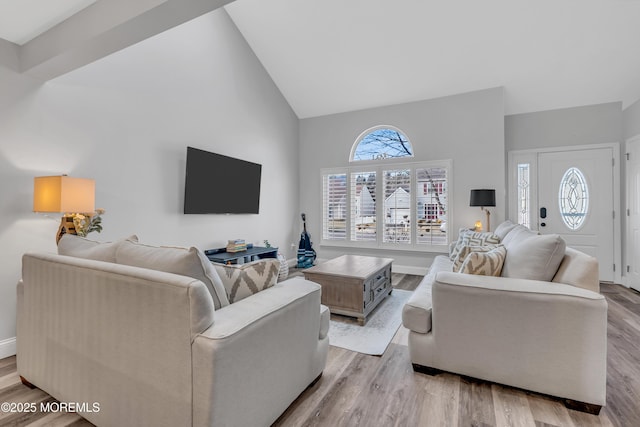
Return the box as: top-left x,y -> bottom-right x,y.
320,159 -> 452,253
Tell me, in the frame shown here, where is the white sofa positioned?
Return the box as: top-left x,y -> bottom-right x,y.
17,236 -> 329,427
402,222 -> 608,414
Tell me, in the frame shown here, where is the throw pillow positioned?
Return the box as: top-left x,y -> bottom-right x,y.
453,244 -> 498,272
450,229 -> 501,261
58,234 -> 138,263
459,245 -> 507,276
493,220 -> 518,241
213,259 -> 280,303
115,240 -> 229,309
501,233 -> 566,281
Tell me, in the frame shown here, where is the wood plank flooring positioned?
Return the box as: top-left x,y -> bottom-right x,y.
1,275 -> 638,427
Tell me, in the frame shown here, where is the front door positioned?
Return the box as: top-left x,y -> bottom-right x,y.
537,148 -> 615,282
626,138 -> 640,291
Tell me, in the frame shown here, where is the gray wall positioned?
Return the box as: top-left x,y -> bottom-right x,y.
299,87 -> 506,273
623,98 -> 640,140
505,102 -> 622,151
0,9 -> 300,354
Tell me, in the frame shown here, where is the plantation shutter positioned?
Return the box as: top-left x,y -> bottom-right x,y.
323,173 -> 347,240
350,171 -> 376,241
415,167 -> 448,245
383,169 -> 411,244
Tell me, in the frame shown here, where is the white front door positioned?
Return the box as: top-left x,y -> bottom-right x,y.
627,138 -> 640,291
538,148 -> 615,282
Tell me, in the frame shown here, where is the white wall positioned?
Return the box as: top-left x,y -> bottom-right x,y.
0,9 -> 300,353
299,87 -> 506,273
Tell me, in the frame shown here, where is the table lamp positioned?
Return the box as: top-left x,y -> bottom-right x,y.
33,175 -> 95,243
470,189 -> 496,232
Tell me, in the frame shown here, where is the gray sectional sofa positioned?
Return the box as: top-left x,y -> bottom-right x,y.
402,221 -> 608,413
17,236 -> 329,427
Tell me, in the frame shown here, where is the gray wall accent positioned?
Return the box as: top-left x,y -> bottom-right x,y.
18,0 -> 233,80
299,87 -> 505,272
0,9 -> 299,346
505,102 -> 622,151
0,38 -> 18,72
623,98 -> 640,140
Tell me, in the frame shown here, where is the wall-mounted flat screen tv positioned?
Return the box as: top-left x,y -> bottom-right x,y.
184,146 -> 262,214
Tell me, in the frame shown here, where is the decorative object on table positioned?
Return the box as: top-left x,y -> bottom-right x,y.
33,175 -> 98,244
71,208 -> 105,237
263,240 -> 272,248
297,213 -> 316,268
226,239 -> 247,253
277,253 -> 289,282
470,189 -> 496,232
474,220 -> 483,232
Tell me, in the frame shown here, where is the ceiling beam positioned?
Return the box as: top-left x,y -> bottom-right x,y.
16,0 -> 233,81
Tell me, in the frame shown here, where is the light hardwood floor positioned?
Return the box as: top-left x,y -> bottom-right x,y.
1,274 -> 638,427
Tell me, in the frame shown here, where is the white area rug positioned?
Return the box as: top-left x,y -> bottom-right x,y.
328,289 -> 412,356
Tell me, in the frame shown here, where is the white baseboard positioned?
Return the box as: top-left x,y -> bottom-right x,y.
0,337 -> 16,359
392,264 -> 429,276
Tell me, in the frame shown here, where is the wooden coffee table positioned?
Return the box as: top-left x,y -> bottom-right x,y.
303,255 -> 393,325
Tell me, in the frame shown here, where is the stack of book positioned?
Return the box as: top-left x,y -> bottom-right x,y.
226,239 -> 247,253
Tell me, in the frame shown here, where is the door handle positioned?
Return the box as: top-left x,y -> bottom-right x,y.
540,207 -> 547,219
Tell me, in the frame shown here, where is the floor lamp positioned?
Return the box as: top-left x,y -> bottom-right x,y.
33,175 -> 95,244
470,189 -> 496,232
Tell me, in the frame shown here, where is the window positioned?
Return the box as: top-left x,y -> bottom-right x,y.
351,126 -> 414,161
559,167 -> 589,230
323,126 -> 449,251
383,169 -> 411,243
517,163 -> 530,228
322,173 -> 346,240
321,162 -> 450,251
351,171 -> 376,241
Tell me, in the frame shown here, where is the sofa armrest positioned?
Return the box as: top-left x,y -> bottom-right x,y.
429,271 -> 607,405
192,278 -> 328,427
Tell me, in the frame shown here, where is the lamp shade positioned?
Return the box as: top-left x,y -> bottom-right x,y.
470,189 -> 496,207
33,176 -> 95,213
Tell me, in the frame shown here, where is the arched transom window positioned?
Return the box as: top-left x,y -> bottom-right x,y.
351,126 -> 414,162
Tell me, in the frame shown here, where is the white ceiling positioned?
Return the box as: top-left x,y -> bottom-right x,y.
0,0 -> 96,45
225,0 -> 640,118
2,0 -> 640,118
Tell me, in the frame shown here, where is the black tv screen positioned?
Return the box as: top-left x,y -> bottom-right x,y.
184,147 -> 262,214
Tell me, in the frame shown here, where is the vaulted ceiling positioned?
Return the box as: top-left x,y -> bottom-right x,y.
2,0 -> 640,118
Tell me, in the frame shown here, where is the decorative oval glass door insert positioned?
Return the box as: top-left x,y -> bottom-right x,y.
558,167 -> 589,230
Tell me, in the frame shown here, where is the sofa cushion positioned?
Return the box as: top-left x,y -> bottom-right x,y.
115,240 -> 229,309
501,233 -> 566,281
58,234 -> 138,263
493,220 -> 518,241
552,247 -> 600,293
213,259 -> 280,303
500,224 -> 537,249
450,229 -> 500,261
459,245 -> 506,276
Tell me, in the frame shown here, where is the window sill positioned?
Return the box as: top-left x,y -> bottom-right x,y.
320,239 -> 448,254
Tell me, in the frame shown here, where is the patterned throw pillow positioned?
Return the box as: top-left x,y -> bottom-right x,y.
459,245 -> 507,276
450,229 -> 501,261
453,244 -> 499,271
214,259 -> 280,303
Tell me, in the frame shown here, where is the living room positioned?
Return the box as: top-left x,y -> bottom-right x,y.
1,1 -> 639,426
